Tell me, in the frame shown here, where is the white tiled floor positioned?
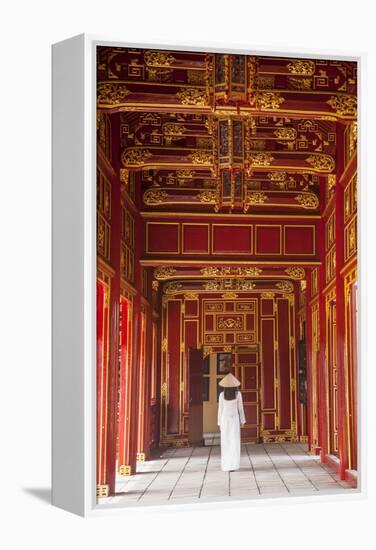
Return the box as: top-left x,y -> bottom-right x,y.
98,442 -> 356,507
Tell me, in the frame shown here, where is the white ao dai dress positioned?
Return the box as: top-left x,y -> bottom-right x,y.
217,391 -> 246,471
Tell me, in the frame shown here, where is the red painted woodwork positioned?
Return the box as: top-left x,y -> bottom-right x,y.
147,223 -> 179,253
166,300 -> 182,435
182,224 -> 209,253
212,225 -> 252,254
188,348 -> 204,445
277,299 -> 292,430
144,218 -> 320,260
261,318 -> 276,413
284,226 -> 315,256
117,297 -> 132,473
255,226 -> 281,255
96,280 -> 109,487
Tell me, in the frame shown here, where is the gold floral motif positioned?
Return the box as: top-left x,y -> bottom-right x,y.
121,148 -> 152,166
261,292 -> 275,299
176,88 -> 207,106
176,169 -> 194,179
306,154 -> 335,172
221,292 -> 238,299
245,191 -> 267,205
163,123 -> 186,136
120,168 -> 129,184
203,280 -> 220,291
164,282 -> 183,295
349,121 -> 358,157
250,152 -> 274,167
97,83 -> 131,105
274,128 -> 297,140
327,174 -> 336,193
184,292 -> 199,300
188,151 -> 213,165
286,60 -> 315,76
238,280 -> 255,290
200,266 -> 262,277
154,266 -> 177,280
218,317 -> 242,329
285,267 -> 306,280
197,190 -> 217,203
287,77 -> 312,90
276,281 -> 294,293
268,172 -> 287,181
143,189 -> 168,205
258,92 -> 285,110
201,266 -> 219,277
146,67 -> 173,82
144,51 -> 175,66
152,280 -> 159,291
327,94 -> 357,117
295,192 -> 319,209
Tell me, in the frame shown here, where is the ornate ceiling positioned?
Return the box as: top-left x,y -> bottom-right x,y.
97,47 -> 357,216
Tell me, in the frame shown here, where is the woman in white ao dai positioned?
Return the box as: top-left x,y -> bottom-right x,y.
217,373 -> 246,472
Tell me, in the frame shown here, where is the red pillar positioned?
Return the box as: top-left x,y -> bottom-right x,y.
104,164 -> 121,496
335,124 -> 349,479
305,269 -> 313,450
318,179 -> 329,461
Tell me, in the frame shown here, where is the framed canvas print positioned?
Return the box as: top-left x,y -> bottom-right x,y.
52,34 -> 365,517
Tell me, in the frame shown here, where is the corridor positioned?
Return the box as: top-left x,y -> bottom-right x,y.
98,443 -> 355,507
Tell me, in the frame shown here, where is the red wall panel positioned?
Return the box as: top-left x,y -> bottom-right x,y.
212,224 -> 252,254
182,224 -> 209,253
167,300 -> 181,434
277,299 -> 292,430
147,223 -> 179,253
261,318 -> 275,409
255,225 -> 281,255
284,225 -> 315,256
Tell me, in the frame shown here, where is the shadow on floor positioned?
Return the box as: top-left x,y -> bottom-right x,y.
23,488 -> 51,504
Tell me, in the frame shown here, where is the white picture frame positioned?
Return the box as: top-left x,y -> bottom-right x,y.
52,34 -> 366,517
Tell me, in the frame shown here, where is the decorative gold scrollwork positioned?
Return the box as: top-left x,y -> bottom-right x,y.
164,282 -> 183,295
286,60 -> 315,76
276,281 -> 294,293
306,154 -> 335,173
197,190 -> 217,203
268,172 -> 287,181
188,151 -> 213,165
295,192 -> 319,209
121,148 -> 152,167
97,83 -> 131,105
327,94 -> 357,117
285,267 -> 306,280
176,88 -> 207,106
144,51 -> 175,66
154,266 -> 177,280
273,128 -> 297,140
250,152 -> 274,167
257,92 -> 285,110
143,189 -> 168,205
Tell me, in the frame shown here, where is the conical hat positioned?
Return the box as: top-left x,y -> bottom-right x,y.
219,373 -> 241,388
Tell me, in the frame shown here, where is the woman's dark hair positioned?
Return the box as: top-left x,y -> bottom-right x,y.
223,387 -> 238,400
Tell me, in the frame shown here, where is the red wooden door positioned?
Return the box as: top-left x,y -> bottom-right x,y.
234,346 -> 260,442
188,348 -> 204,445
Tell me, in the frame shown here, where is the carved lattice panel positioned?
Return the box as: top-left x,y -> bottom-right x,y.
203,299 -> 257,346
